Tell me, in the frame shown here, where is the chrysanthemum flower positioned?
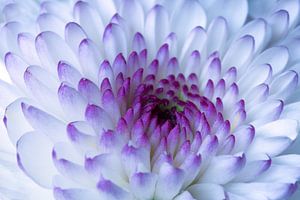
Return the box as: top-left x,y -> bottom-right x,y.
1,0 -> 300,199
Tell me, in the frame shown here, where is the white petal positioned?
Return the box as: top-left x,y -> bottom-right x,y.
73,1 -> 104,45
65,22 -> 87,54
119,0 -> 144,33
206,17 -> 228,55
226,182 -> 297,200
174,191 -> 196,200
171,0 -> 206,42
268,10 -> 289,43
233,19 -> 269,53
103,23 -> 127,62
4,98 -> 33,145
78,78 -> 101,106
188,183 -> 226,200
281,102 -> 300,121
78,39 -> 102,82
249,46 -> 289,75
274,0 -> 300,28
129,172 -> 157,199
37,13 -> 65,37
154,162 -> 185,200
0,22 -> 22,57
57,61 -> 83,88
22,103 -> 67,142
85,104 -> 114,135
4,52 -> 27,90
24,65 -> 62,117
234,154 -> 271,182
17,131 -> 57,188
52,154 -> 93,187
238,64 -> 272,92
247,119 -> 299,158
270,70 -> 298,100
222,35 -> 254,71
97,179 -> 132,200
35,31 -> 79,74
145,5 -> 170,53
201,0 -> 247,33
198,154 -> 245,184
54,188 -> 100,200
85,153 -> 127,186
58,83 -> 87,121
256,119 -> 298,141
247,99 -> 283,126
88,0 -> 116,23
17,32 -> 40,65
180,27 -> 207,65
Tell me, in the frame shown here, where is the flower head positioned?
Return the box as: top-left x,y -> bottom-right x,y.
1,0 -> 300,199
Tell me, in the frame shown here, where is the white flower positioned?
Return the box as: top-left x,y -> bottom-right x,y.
0,0 -> 300,200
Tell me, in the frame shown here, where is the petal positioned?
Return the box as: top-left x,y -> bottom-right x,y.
206,16 -> 228,54
270,70 -> 298,100
78,39 -> 102,82
57,61 -> 82,88
58,83 -> 87,121
274,0 -> 300,28
35,31 -> 79,74
54,188 -> 100,200
129,172 -> 157,199
268,10 -> 289,43
78,78 -> 101,106
202,0 -> 247,33
171,0 -> 206,42
85,153 -> 126,186
5,52 -> 27,90
17,131 -> 56,188
103,23 -> 127,62
256,119 -> 298,140
281,102 -> 300,121
238,64 -> 272,93
145,5 -> 170,52
66,122 -> 98,155
234,19 -> 269,53
97,178 -> 131,200
119,0 -> 144,33
65,22 -> 87,54
52,155 -> 93,187
180,27 -> 207,65
21,103 -> 67,142
4,98 -> 33,145
154,162 -> 185,200
222,35 -> 254,71
226,182 -> 297,200
247,119 -> 299,158
85,104 -> 114,135
249,46 -> 289,75
232,125 -> 255,153
17,32 -> 40,65
188,183 -> 226,200
37,13 -> 65,37
73,1 -> 104,45
234,154 -> 271,182
247,99 -> 283,126
132,32 -> 146,53
88,0 -> 116,22
174,191 -> 196,200
198,154 -> 246,184
24,65 -> 62,117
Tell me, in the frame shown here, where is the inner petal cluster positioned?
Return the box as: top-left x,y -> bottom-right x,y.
61,41 -> 250,199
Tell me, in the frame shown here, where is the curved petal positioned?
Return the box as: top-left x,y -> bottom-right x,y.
17,131 -> 57,188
